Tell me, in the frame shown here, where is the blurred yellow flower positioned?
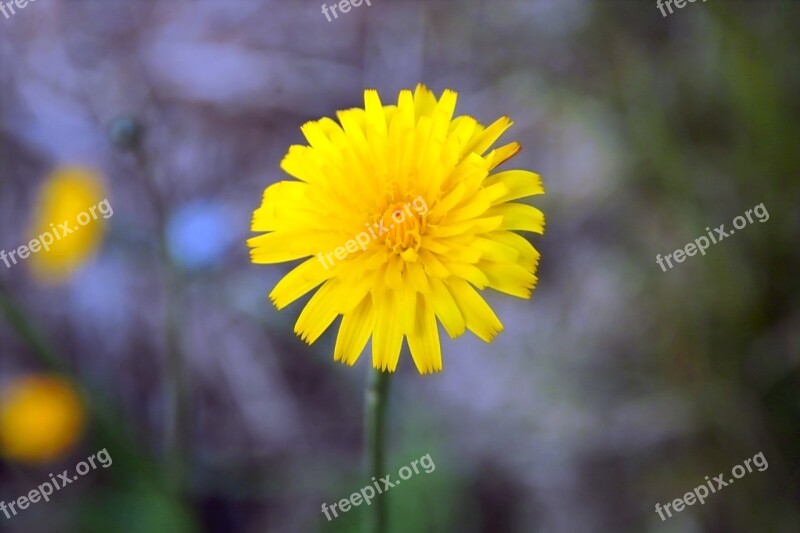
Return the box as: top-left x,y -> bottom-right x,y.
0,375 -> 86,464
27,166 -> 109,283
249,85 -> 544,374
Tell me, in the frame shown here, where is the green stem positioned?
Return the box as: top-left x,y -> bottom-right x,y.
0,281 -> 64,372
365,368 -> 391,533
163,259 -> 186,492
129,141 -> 187,492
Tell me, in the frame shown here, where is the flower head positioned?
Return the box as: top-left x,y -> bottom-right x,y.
28,166 -> 109,283
0,375 -> 86,464
249,85 -> 544,374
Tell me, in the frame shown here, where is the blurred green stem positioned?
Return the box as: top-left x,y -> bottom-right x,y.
365,368 -> 391,533
128,140 -> 187,492
163,258 -> 187,492
0,281 -> 64,371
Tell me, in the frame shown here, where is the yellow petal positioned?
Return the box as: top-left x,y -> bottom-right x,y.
484,170 -> 544,204
413,83 -> 437,120
406,259 -> 431,294
334,294 -> 376,365
447,278 -> 503,342
418,248 -> 451,278
487,203 -> 545,234
480,261 -> 538,299
428,277 -> 466,338
425,217 -> 503,239
407,295 -> 443,374
489,231 -> 541,270
269,257 -> 333,309
441,260 -> 490,288
364,89 -> 388,137
295,280 -> 344,344
248,231 -> 347,264
371,289 -> 404,372
463,116 -> 513,156
486,142 -> 521,170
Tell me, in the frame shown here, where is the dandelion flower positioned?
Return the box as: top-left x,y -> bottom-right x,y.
0,375 -> 86,464
28,166 -> 108,284
249,85 -> 544,374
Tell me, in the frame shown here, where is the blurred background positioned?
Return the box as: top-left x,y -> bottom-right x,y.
1,0 -> 799,531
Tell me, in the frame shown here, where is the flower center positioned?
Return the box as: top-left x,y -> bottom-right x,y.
377,200 -> 426,261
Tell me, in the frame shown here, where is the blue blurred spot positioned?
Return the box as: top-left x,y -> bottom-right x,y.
166,201 -> 233,270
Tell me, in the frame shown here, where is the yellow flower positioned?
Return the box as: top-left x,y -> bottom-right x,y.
0,375 -> 86,464
249,85 -> 544,374
27,166 -> 109,283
